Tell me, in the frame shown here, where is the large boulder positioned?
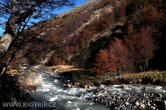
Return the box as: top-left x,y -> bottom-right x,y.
17,67 -> 42,90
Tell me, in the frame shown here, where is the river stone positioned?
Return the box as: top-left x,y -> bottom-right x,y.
17,68 -> 42,90
122,84 -> 129,90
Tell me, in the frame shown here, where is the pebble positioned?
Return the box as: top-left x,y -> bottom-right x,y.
64,82 -> 166,110
87,91 -> 166,110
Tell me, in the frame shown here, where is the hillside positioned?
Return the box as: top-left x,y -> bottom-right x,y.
0,0 -> 166,109
3,0 -> 166,77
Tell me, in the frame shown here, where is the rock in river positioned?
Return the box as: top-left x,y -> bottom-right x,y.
17,67 -> 42,90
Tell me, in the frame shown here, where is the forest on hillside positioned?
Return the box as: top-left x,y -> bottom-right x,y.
0,0 -> 166,110
30,0 -> 166,74
1,0 -> 163,85
0,0 -> 166,82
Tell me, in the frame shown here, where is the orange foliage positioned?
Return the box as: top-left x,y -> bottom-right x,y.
95,49 -> 115,75
109,38 -> 132,74
95,38 -> 132,76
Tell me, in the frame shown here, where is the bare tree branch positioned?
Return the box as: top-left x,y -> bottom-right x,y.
0,0 -> 75,76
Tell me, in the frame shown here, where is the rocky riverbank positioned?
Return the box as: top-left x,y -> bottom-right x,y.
88,90 -> 166,110
62,77 -> 166,110
1,65 -> 166,110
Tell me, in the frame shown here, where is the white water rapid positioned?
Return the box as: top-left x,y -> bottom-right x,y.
28,67 -> 166,110
29,68 -> 110,110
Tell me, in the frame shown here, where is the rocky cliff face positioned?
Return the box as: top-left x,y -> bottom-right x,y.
4,0 -> 166,73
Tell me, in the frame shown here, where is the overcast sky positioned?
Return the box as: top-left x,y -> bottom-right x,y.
0,0 -> 88,36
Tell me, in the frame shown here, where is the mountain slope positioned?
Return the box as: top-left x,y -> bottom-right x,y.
4,0 -> 166,75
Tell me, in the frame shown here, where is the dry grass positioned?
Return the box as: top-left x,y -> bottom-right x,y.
48,65 -> 84,73
121,71 -> 166,84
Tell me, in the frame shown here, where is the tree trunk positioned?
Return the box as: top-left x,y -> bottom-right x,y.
139,65 -> 143,72
0,34 -> 13,55
0,1 -> 34,76
0,18 -> 16,76
145,60 -> 149,71
143,63 -> 146,72
0,32 -> 13,76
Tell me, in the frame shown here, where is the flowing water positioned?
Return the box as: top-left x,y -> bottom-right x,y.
29,68 -> 110,110
29,67 -> 166,110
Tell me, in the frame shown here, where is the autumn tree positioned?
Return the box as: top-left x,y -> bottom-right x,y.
125,26 -> 157,71
0,0 -> 74,50
95,49 -> 115,76
109,38 -> 132,75
0,0 -> 75,75
95,38 -> 132,76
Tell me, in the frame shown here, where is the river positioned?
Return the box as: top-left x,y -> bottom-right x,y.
28,67 -> 166,110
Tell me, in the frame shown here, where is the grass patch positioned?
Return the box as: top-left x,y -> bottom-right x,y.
62,71 -> 166,86
120,71 -> 166,85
